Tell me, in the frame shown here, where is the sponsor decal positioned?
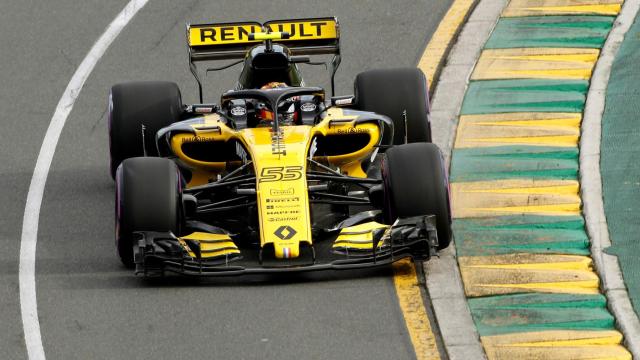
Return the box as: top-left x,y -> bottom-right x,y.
334,97 -> 353,106
266,203 -> 299,210
265,197 -> 299,203
308,137 -> 317,159
370,146 -> 379,163
271,128 -> 286,155
300,102 -> 317,112
273,226 -> 298,240
266,22 -> 329,39
270,204 -> 300,209
189,24 -> 261,46
181,135 -> 215,144
336,127 -> 370,135
194,107 -> 214,113
270,188 -> 295,196
268,217 -> 299,222
189,19 -> 337,47
230,106 -> 246,116
235,142 -> 248,164
266,210 -> 300,216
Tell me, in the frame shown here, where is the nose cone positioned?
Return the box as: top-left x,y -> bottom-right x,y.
274,242 -> 300,259
273,225 -> 300,258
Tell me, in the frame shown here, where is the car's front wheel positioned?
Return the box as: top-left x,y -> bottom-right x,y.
115,157 -> 182,268
382,143 -> 452,250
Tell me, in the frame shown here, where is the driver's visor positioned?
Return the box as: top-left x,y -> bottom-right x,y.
260,108 -> 274,121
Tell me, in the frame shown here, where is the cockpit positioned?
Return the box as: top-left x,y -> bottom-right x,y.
220,86 -> 325,129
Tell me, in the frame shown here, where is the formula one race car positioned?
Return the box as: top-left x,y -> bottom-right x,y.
109,17 -> 452,276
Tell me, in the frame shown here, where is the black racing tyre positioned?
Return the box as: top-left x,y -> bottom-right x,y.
115,157 -> 182,268
354,68 -> 431,145
382,143 -> 452,249
109,81 -> 183,179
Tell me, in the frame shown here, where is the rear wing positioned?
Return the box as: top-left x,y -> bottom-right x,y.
186,18 -> 341,102
187,18 -> 340,61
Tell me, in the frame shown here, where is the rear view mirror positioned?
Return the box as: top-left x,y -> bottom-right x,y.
331,95 -> 355,106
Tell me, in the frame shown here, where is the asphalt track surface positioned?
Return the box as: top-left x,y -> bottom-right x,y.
1,1 -> 453,359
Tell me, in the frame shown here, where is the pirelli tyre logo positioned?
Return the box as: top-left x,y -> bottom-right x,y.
188,19 -> 338,47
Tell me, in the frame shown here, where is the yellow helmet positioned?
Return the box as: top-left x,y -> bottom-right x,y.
260,81 -> 288,90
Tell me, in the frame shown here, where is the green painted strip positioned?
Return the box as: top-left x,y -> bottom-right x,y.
475,150 -> 580,161
491,82 -> 589,92
468,293 -> 615,336
452,168 -> 578,182
470,293 -> 608,310
472,310 -> 615,336
450,146 -> 578,182
485,16 -> 614,49
455,216 -> 589,256
453,215 -> 585,230
491,100 -> 585,112
522,20 -> 612,30
455,228 -> 589,256
461,79 -> 588,115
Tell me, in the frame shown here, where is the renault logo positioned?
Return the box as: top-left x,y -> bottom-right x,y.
274,225 -> 297,240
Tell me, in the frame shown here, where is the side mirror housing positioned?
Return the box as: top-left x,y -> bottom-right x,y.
331,95 -> 355,107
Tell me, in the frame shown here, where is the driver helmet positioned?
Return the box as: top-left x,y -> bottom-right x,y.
254,82 -> 300,126
261,81 -> 289,90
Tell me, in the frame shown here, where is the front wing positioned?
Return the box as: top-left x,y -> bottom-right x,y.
132,215 -> 438,277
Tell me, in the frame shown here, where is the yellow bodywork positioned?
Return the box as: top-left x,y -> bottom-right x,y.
178,232 -> 240,259
169,109 -> 382,259
333,221 -> 390,252
188,19 -> 338,47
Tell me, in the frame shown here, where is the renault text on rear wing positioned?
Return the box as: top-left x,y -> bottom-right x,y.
187,17 -> 340,61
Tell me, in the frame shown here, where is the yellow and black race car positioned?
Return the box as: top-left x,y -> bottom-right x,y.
109,17 -> 451,276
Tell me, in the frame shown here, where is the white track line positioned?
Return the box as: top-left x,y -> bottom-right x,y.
19,1 -> 149,358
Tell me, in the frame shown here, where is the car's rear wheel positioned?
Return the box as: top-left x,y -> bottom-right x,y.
115,157 -> 182,268
354,68 -> 432,145
382,143 -> 451,250
109,81 -> 183,179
